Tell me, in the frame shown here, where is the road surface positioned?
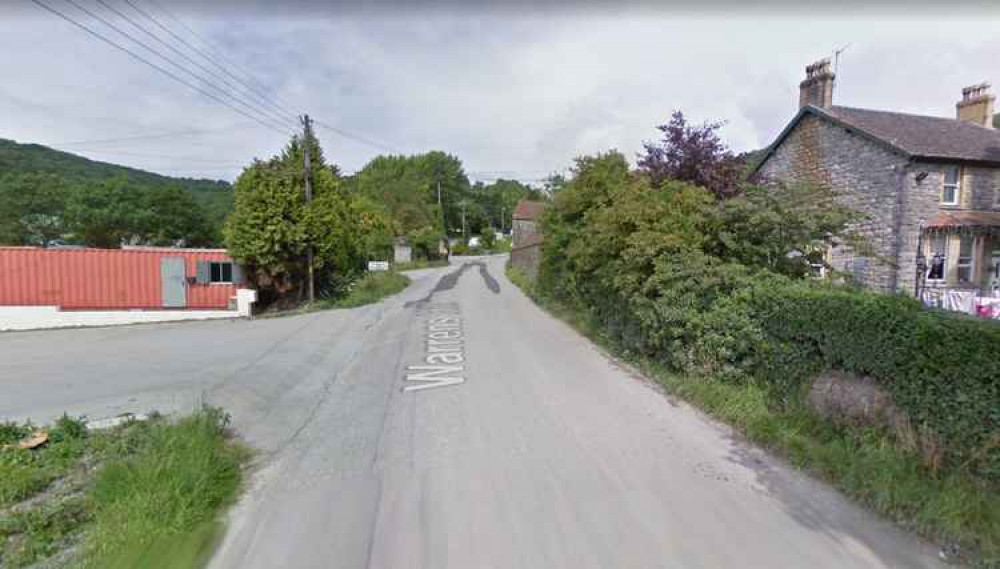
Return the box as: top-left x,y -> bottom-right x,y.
0,256 -> 947,568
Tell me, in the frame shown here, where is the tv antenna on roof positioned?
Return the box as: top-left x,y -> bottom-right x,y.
833,44 -> 851,76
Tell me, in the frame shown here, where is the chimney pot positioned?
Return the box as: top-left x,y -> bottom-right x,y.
956,82 -> 995,128
799,58 -> 835,109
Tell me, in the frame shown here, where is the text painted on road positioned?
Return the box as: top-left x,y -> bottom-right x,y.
405,302 -> 465,392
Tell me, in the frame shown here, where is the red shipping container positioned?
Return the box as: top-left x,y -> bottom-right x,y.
0,246 -> 243,310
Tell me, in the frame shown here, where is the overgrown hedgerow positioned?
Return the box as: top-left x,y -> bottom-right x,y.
532,150 -> 1000,562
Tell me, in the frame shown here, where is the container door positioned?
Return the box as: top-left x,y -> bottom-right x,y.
160,257 -> 187,308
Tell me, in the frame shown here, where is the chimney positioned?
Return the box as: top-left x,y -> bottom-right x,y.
799,58 -> 835,109
956,82 -> 995,128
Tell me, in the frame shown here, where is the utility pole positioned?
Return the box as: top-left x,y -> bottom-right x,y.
461,201 -> 467,239
300,114 -> 315,304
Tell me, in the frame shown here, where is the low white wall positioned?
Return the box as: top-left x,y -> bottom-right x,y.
0,306 -> 242,332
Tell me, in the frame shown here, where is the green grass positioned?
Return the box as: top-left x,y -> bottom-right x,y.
318,271 -> 411,309
394,259 -> 450,271
81,408 -> 248,568
505,267 -> 1000,568
0,409 -> 249,569
504,265 -> 534,296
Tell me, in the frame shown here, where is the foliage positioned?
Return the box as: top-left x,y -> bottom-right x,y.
322,271 -> 410,309
480,229 -> 496,250
350,151 -> 470,236
225,132 -> 386,304
407,226 -> 445,261
467,179 -> 546,234
0,172 -> 217,248
705,183 -> 856,278
81,408 -> 248,568
515,261 -> 1000,565
0,138 -> 232,242
637,111 -> 746,199
537,149 -> 1000,486
699,281 -> 1000,481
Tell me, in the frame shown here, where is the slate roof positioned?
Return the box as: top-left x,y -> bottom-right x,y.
513,200 -> 548,221
755,105 -> 1000,171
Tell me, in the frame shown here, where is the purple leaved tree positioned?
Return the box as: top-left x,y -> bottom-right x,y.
637,111 -> 745,199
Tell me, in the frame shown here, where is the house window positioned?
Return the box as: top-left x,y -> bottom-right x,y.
210,262 -> 233,283
927,234 -> 947,281
941,166 -> 961,206
957,235 -> 975,284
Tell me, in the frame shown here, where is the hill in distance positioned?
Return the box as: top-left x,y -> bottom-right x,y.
0,138 -> 235,222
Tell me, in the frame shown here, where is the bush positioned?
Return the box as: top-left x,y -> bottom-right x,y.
707,281 -> 1000,481
537,150 -> 1000,484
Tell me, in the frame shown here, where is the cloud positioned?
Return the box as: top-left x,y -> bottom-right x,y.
1,5 -> 998,183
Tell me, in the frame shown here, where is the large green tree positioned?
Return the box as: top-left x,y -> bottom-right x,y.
64,177 -> 149,248
225,132 -> 384,303
0,172 -> 69,246
350,151 -> 471,237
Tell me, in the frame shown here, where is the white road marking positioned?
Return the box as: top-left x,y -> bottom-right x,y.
405,303 -> 466,392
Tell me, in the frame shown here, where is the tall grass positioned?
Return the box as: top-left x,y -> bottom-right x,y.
324,271 -> 410,309
82,408 -> 249,569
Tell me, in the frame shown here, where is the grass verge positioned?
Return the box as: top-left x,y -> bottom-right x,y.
317,271 -> 411,309
0,408 -> 249,569
505,265 -> 1000,568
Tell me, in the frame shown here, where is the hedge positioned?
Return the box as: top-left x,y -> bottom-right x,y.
697,280 -> 1000,483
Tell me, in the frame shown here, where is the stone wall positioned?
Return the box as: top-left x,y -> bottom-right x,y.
512,219 -> 538,248
758,114 -> 910,292
510,242 -> 542,281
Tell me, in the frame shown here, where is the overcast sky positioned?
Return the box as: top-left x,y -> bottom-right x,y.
1,2 -> 999,184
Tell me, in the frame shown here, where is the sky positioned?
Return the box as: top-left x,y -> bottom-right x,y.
1,2 -> 999,184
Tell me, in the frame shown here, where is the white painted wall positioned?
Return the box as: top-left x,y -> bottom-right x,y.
0,306 -> 243,332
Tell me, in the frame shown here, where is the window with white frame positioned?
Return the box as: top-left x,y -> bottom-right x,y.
927,233 -> 947,281
941,166 -> 961,206
957,235 -> 975,284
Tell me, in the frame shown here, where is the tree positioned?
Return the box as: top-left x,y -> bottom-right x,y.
705,182 -> 856,278
637,111 -> 745,199
64,177 -> 148,248
0,172 -> 69,246
225,130 -> 385,304
351,151 -> 471,237
143,184 -> 215,247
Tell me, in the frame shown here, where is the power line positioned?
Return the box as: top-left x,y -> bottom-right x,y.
138,0 -> 299,119
58,0 -> 294,133
51,147 -> 249,165
118,0 -> 298,124
28,0 -> 292,137
312,119 -> 400,154
50,122 -> 257,146
105,0 -> 396,157
92,0 -> 296,128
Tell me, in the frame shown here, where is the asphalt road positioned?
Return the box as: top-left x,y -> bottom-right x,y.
0,256 -> 947,568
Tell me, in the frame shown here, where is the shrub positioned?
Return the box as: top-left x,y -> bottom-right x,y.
537,149 -> 1000,484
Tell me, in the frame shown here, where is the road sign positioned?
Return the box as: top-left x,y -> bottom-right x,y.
368,261 -> 390,272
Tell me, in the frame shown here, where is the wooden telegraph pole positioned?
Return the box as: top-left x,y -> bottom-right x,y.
301,114 -> 315,304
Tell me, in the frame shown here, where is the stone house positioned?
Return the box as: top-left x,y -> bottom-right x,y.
755,59 -> 1000,300
512,200 -> 548,249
